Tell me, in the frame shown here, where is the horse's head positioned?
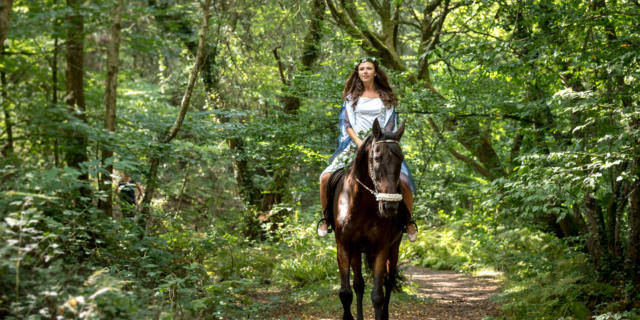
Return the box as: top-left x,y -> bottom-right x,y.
368,118 -> 405,217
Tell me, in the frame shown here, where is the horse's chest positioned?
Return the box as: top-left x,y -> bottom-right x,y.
341,210 -> 393,245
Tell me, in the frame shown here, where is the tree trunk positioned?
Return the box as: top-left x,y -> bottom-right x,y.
51,7 -> 60,167
259,0 -> 325,212
99,0 -> 122,216
1,0 -> 11,156
626,115 -> 640,282
584,192 -> 605,269
1,46 -> 11,156
300,0 -> 324,70
64,0 -> 89,185
228,137 -> 257,204
628,164 -> 640,282
141,0 -> 210,218
605,167 -> 627,258
0,0 -> 13,46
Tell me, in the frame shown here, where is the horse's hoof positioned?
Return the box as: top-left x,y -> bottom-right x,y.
408,232 -> 417,242
318,227 -> 328,237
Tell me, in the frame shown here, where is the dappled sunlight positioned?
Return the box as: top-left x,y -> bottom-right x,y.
3,0 -> 638,318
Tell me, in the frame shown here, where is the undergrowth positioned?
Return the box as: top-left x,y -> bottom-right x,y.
3,163 -> 639,319
405,212 -> 640,320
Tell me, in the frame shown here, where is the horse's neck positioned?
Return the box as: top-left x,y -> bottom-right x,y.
352,151 -> 373,192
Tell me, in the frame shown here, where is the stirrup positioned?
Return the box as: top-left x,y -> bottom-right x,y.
403,220 -> 418,233
316,218 -> 332,237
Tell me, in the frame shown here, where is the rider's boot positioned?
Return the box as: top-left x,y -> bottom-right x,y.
317,208 -> 331,237
317,219 -> 329,237
401,181 -> 418,242
406,221 -> 417,242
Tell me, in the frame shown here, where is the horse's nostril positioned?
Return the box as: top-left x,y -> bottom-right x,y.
382,202 -> 399,212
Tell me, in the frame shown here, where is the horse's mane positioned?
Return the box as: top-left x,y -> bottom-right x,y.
350,134 -> 374,179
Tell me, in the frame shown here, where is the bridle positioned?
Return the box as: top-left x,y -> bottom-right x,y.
355,139 -> 404,202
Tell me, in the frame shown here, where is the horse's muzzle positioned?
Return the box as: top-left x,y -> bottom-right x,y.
379,201 -> 399,217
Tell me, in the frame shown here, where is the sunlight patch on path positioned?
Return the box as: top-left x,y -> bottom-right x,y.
403,266 -> 502,320
266,266 -> 502,319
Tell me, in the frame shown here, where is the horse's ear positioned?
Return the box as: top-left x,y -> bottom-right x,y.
372,118 -> 382,139
393,120 -> 406,140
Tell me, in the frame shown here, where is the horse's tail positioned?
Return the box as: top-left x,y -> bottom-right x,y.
389,268 -> 405,292
325,169 -> 345,229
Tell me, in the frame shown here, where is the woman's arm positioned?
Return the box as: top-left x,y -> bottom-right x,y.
346,127 -> 363,147
344,99 -> 362,147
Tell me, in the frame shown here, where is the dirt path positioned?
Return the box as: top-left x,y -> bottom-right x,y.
267,265 -> 502,320
399,266 -> 502,319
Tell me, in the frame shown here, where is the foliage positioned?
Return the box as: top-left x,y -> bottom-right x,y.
2,0 -> 640,318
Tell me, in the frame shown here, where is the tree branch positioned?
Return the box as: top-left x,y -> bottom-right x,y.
365,0 -> 382,16
272,46 -> 288,86
142,0 -> 211,217
426,116 -> 491,178
426,0 -> 450,52
425,0 -> 443,13
325,0 -> 406,70
163,0 -> 210,143
404,109 -> 536,124
325,0 -> 372,47
399,19 -> 422,30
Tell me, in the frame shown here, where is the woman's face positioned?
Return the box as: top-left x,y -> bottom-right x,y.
357,62 -> 376,84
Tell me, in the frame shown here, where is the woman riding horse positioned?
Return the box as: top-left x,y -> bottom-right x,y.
326,110 -> 409,320
318,57 -> 417,241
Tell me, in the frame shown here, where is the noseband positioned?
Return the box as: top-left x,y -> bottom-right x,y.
355,139 -> 404,202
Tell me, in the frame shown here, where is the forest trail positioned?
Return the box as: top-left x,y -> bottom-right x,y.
267,265 -> 502,320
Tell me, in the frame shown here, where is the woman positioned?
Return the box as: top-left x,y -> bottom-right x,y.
318,57 -> 418,242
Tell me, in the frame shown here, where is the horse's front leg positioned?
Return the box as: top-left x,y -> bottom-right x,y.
382,240 -> 401,320
350,252 -> 364,320
337,244 -> 354,320
370,250 -> 388,320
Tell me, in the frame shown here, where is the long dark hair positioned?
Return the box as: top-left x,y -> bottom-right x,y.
342,59 -> 397,109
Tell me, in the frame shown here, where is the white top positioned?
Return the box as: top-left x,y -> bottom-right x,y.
345,97 -> 395,138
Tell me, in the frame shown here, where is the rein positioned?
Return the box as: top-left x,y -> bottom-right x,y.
355,139 -> 403,203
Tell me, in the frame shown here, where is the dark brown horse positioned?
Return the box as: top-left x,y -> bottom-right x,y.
326,118 -> 408,320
